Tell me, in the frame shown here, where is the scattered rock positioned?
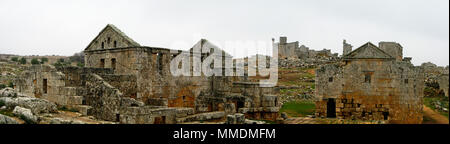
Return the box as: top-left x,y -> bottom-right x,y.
12,106 -> 38,124
244,119 -> 266,124
0,88 -> 16,97
49,118 -> 86,124
177,111 -> 225,123
0,114 -> 19,124
225,113 -> 245,124
281,112 -> 288,119
0,96 -> 58,114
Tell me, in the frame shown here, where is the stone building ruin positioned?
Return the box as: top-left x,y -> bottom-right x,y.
13,24 -> 280,124
274,37 -> 338,60
315,41 -> 424,124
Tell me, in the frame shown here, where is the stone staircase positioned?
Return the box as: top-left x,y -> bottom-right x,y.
57,86 -> 92,116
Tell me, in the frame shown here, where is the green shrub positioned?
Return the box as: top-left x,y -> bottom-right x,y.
40,57 -> 48,64
19,57 -> 26,64
77,62 -> 84,67
0,84 -> 6,90
31,58 -> 40,65
53,61 -> 71,68
0,110 -> 14,117
8,82 -> 13,88
11,57 -> 19,62
0,100 -> 5,107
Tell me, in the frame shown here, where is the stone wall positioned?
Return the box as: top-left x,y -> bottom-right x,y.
119,106 -> 177,124
14,65 -> 66,100
100,74 -> 137,98
229,82 -> 279,121
85,24 -> 140,51
379,42 -> 403,61
84,73 -> 123,121
81,25 -> 280,123
56,66 -> 114,87
84,47 -> 145,75
315,59 -> 424,124
437,74 -> 449,97
14,65 -> 117,107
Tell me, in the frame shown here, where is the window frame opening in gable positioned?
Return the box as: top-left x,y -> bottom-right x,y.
114,41 -> 117,48
178,61 -> 182,69
101,42 -> 105,49
156,53 -> 163,73
363,72 -> 373,83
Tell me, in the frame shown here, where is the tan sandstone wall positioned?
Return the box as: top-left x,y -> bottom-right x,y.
315,59 -> 424,124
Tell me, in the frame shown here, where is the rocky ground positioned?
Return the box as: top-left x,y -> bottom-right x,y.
277,67 -> 316,104
0,87 -> 113,124
283,117 -> 386,124
423,106 -> 449,124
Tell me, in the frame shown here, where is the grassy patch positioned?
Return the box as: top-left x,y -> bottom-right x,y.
0,109 -> 15,117
0,84 -> 6,90
424,97 -> 449,118
278,67 -> 316,87
280,101 -> 315,117
280,88 -> 311,96
0,100 -> 5,107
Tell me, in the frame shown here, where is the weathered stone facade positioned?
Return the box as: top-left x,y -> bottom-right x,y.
315,42 -> 424,124
14,24 -> 280,123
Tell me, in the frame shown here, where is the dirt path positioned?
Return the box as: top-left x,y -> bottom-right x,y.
423,105 -> 449,124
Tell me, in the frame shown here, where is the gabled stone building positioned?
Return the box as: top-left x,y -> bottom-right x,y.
315,42 -> 424,124
14,24 -> 280,124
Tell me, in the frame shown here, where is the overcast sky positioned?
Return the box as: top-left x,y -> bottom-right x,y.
0,0 -> 448,66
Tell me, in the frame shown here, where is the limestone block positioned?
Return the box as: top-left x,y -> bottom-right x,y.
13,106 -> 38,123
67,96 -> 83,105
0,114 -> 19,124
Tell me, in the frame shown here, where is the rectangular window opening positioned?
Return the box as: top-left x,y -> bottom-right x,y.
364,74 -> 371,83
43,79 -> 48,94
111,58 -> 116,69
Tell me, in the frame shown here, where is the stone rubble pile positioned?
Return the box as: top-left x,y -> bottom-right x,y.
0,88 -> 58,115
278,57 -> 338,68
0,114 -> 19,124
12,106 -> 38,123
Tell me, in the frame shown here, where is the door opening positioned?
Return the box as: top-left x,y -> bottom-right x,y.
327,98 -> 336,118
